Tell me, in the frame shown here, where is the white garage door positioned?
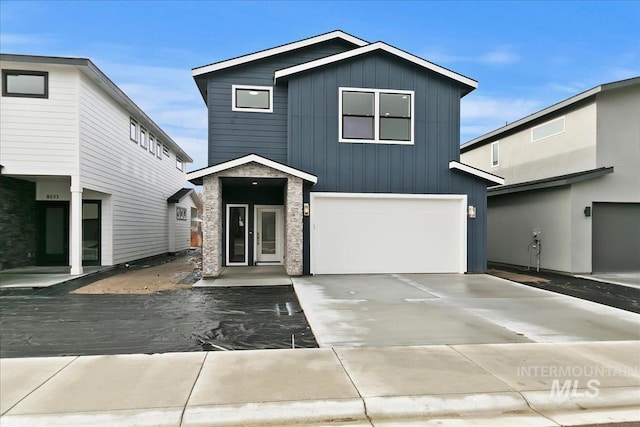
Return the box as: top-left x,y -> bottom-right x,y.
310,193 -> 467,274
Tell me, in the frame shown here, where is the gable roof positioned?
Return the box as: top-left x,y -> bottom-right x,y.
167,188 -> 193,203
187,154 -> 318,185
192,30 -> 368,77
488,167 -> 613,197
461,76 -> 640,153
0,53 -> 193,162
275,42 -> 477,94
448,161 -> 505,185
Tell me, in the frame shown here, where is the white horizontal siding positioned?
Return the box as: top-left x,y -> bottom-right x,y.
174,197 -> 197,252
0,61 -> 79,176
79,73 -> 187,265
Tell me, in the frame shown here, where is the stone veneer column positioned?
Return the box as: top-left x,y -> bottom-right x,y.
285,177 -> 303,276
202,175 -> 221,277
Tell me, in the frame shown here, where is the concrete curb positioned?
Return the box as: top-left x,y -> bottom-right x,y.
0,408 -> 182,427
182,399 -> 367,426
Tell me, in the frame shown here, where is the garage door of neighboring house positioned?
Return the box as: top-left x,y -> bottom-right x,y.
310,193 -> 467,274
592,202 -> 640,272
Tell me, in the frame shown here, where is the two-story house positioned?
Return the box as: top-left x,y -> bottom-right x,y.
187,31 -> 503,277
0,54 -> 199,275
461,77 -> 640,274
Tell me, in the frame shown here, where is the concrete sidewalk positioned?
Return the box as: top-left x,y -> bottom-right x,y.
2,341 -> 639,426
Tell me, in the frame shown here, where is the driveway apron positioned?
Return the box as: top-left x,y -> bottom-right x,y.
292,273 -> 640,347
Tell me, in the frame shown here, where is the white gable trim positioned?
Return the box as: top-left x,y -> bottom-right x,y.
275,42 -> 477,90
192,31 -> 368,77
449,161 -> 505,185
187,154 -> 318,184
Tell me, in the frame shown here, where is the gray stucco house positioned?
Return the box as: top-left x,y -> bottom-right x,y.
187,31 -> 503,277
461,77 -> 640,274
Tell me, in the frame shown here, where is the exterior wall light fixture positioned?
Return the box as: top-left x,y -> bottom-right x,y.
303,203 -> 310,216
467,206 -> 477,219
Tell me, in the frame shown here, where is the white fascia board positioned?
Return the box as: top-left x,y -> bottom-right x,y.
449,161 -> 505,185
186,154 -> 318,184
275,42 -> 477,90
192,31 -> 368,77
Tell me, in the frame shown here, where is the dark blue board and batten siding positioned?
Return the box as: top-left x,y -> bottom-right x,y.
287,52 -> 488,272
204,39 -> 358,165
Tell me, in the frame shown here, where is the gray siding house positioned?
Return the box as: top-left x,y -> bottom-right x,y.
188,31 -> 502,277
461,77 -> 640,274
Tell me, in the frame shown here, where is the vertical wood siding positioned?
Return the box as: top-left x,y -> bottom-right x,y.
287,52 -> 466,194
205,40 -> 357,165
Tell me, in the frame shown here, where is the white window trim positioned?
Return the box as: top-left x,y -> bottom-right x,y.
491,141 -> 499,168
140,126 -> 148,148
130,119 -> 138,143
531,116 -> 565,142
176,157 -> 184,171
149,134 -> 156,154
232,84 -> 273,113
338,87 -> 415,145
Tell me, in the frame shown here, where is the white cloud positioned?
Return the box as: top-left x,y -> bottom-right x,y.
0,32 -> 55,50
460,95 -> 543,142
480,49 -> 519,65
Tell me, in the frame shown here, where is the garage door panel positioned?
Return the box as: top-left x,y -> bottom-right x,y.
311,194 -> 466,274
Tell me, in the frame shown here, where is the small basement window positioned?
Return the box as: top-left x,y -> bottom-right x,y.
2,70 -> 48,98
232,85 -> 273,113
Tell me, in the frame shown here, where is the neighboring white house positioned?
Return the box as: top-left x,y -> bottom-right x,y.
461,77 -> 640,274
0,54 -> 194,274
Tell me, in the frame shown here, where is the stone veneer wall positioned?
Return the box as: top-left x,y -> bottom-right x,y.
201,162 -> 304,277
0,176 -> 37,270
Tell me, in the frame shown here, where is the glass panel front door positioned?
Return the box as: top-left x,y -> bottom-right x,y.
227,205 -> 247,265
37,202 -> 69,265
82,201 -> 101,265
256,207 -> 282,263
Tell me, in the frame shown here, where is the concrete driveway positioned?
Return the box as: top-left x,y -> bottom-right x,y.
292,273 -> 640,347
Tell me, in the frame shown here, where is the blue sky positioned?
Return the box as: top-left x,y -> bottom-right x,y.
1,1 -> 638,171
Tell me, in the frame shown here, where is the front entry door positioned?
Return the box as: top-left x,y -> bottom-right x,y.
37,202 -> 69,266
255,206 -> 283,264
226,204 -> 248,265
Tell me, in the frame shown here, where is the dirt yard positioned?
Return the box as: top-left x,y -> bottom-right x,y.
72,253 -> 201,295
488,269 -> 550,284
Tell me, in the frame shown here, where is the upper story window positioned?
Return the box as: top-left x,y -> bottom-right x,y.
130,119 -> 138,142
162,145 -> 170,157
491,141 -> 499,167
531,116 -> 565,142
2,70 -> 48,98
339,87 -> 414,145
156,141 -> 163,159
232,85 -> 273,113
176,157 -> 184,171
140,127 -> 148,149
149,134 -> 156,155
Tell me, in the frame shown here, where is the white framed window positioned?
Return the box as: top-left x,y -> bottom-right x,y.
130,119 -> 138,142
491,141 -> 499,167
339,87 -> 414,145
162,144 -> 170,157
2,70 -> 48,98
149,134 -> 156,155
232,85 -> 273,113
176,157 -> 184,171
140,127 -> 147,148
156,141 -> 163,159
531,116 -> 565,142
